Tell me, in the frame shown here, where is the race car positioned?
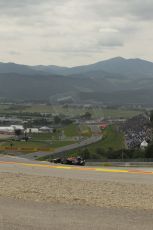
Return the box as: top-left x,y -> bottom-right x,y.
53,156 -> 85,166
52,158 -> 62,164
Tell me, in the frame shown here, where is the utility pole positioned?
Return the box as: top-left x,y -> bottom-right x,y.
121,148 -> 124,162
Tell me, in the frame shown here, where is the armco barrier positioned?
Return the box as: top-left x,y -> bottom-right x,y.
0,146 -> 55,152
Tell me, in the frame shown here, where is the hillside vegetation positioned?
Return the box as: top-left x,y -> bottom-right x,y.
88,126 -> 125,152
1,57 -> 153,105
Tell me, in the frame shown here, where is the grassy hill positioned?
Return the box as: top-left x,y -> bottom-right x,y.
45,125 -> 125,160
1,58 -> 153,105
87,126 -> 125,153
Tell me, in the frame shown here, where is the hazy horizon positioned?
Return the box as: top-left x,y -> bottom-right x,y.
1,56 -> 153,68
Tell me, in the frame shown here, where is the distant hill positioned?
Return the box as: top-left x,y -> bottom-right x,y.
0,62 -> 43,75
1,57 -> 153,105
31,65 -> 69,75
33,57 -> 153,78
1,57 -> 153,77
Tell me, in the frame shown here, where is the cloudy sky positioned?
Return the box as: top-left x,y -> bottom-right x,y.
0,0 -> 153,66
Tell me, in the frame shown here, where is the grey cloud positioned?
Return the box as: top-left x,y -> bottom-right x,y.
0,0 -> 68,13
0,0 -> 48,9
8,51 -> 20,56
98,39 -> 124,48
87,0 -> 153,21
0,0 -> 45,19
128,1 -> 153,20
0,0 -> 152,65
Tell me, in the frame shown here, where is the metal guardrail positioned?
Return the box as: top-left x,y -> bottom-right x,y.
87,158 -> 153,162
86,161 -> 153,167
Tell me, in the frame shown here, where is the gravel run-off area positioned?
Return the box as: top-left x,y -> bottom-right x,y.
0,172 -> 153,210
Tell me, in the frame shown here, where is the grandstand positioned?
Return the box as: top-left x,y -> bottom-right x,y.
120,114 -> 152,149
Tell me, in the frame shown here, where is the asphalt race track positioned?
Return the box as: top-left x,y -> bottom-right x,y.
0,155 -> 153,230
0,155 -> 153,184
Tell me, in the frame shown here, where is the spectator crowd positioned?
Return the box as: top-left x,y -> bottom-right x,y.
120,114 -> 152,149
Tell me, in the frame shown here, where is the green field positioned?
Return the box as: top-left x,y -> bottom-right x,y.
79,124 -> 92,137
2,141 -> 51,148
87,126 -> 125,152
2,139 -> 75,149
0,123 -> 83,151
63,124 -> 80,136
31,133 -> 56,141
31,124 -> 80,140
0,104 -> 143,119
1,128 -> 77,149
25,106 -> 142,119
65,126 -> 125,158
91,108 -> 142,119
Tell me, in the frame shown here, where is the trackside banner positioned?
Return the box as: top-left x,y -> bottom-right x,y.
0,146 -> 55,152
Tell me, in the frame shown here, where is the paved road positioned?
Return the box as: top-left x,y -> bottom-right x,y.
0,197 -> 153,230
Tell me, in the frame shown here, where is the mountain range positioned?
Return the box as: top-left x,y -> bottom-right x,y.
1,57 -> 153,105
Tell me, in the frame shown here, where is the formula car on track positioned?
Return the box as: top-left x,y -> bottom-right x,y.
53,157 -> 85,166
